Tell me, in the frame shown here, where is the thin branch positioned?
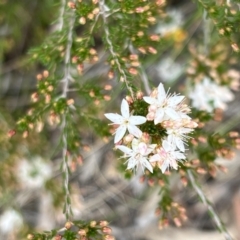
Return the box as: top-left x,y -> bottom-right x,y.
57,0 -> 66,32
139,67 -> 151,95
60,1 -> 76,220
98,0 -> 135,99
203,10 -> 211,55
187,170 -> 233,240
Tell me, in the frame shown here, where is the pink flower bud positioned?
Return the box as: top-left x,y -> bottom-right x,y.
146,112 -> 155,121
149,105 -> 157,112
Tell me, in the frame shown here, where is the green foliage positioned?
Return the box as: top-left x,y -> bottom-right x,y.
1,0 -> 240,239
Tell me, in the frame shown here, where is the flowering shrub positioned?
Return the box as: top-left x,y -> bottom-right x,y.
105,83 -> 197,173
0,0 -> 240,239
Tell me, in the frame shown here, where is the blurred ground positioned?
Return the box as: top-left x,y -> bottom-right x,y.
1,1 -> 240,240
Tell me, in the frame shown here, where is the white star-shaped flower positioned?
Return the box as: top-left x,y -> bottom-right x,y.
189,77 -> 234,112
117,138 -> 156,173
105,99 -> 146,143
150,140 -> 185,173
167,127 -> 193,152
143,83 -> 184,124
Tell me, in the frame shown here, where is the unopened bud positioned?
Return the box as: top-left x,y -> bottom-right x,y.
67,99 -> 74,105
136,91 -> 143,99
150,35 -> 160,41
146,112 -> 155,121
102,227 -> 112,234
138,47 -> 146,54
129,54 -> 138,61
104,95 -> 111,101
124,134 -> 134,143
156,0 -> 166,6
128,67 -> 138,75
135,7 -> 144,13
77,64 -> 84,74
68,1 -> 76,9
92,7 -> 100,14
229,131 -> 239,138
231,43 -> 239,52
78,229 -> 87,236
65,221 -> 72,229
88,13 -> 94,20
158,179 -> 165,187
219,28 -> 225,35
79,17 -> 86,25
104,84 -> 112,90
99,221 -> 109,227
147,16 -> 156,23
181,177 -> 188,186
108,71 -> 114,79
31,92 -> 38,102
196,167 -> 207,174
89,48 -> 97,55
72,56 -> 78,63
27,234 -> 35,240
125,96 -> 133,104
54,235 -> 62,240
149,104 -> 157,112
8,129 -> 16,138
148,179 -> 155,186
23,131 -> 28,138
148,46 -> 157,54
131,61 -> 140,67
36,74 -> 43,80
43,70 -> 49,78
137,31 -> 144,37
90,221 -> 97,227
173,217 -> 182,227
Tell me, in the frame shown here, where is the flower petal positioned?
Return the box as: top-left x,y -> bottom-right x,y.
128,125 -> 142,138
129,116 -> 146,125
138,142 -> 148,155
126,157 -> 137,170
105,113 -> 124,124
141,158 -> 153,173
162,140 -> 173,152
175,152 -> 186,159
121,99 -> 130,118
145,144 -> 156,155
157,83 -> 166,103
176,138 -> 185,152
160,160 -> 169,173
168,96 -> 184,106
116,145 -> 132,154
170,159 -> 178,170
165,108 -> 179,120
154,109 -> 164,124
114,125 -> 127,143
131,138 -> 139,151
143,96 -> 156,105
149,154 -> 161,162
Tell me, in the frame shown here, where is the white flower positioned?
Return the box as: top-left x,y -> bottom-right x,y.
150,140 -> 185,173
0,209 -> 23,234
143,83 -> 184,124
17,156 -> 52,189
105,99 -> 146,143
156,57 -> 183,82
189,77 -> 234,112
117,138 -> 156,173
167,127 -> 193,152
